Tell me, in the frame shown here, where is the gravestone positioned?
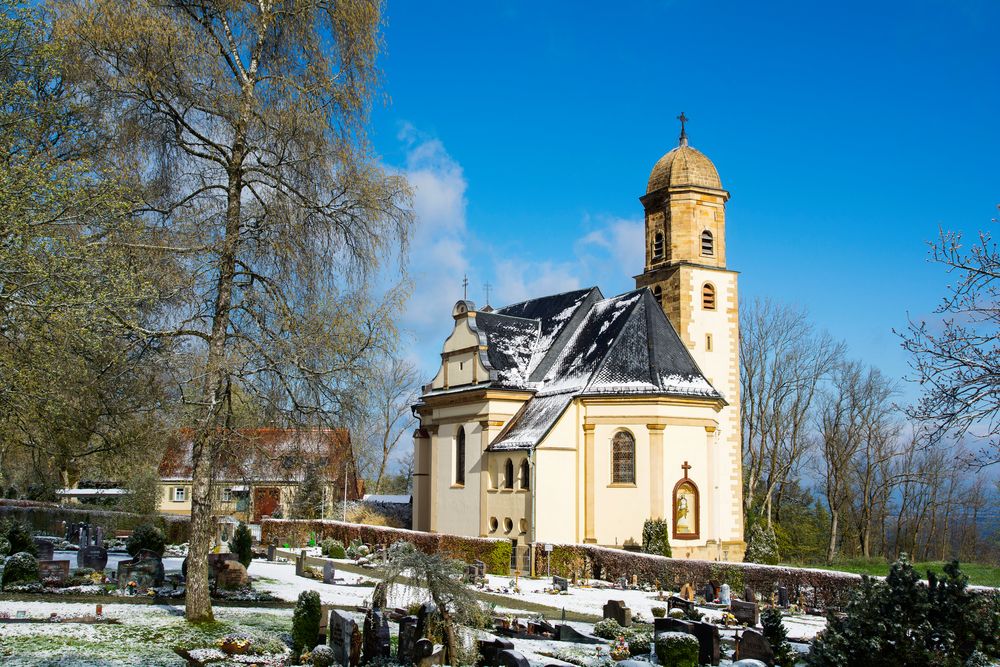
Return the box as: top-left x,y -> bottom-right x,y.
478,638 -> 515,666
602,600 -> 631,627
361,608 -> 390,664
497,649 -> 531,667
323,561 -> 336,584
667,595 -> 694,616
743,585 -> 755,602
267,544 -> 276,561
296,550 -> 307,577
34,539 -> 55,561
552,576 -> 568,592
474,560 -> 486,578
414,638 -> 442,667
329,609 -> 361,667
689,620 -> 721,666
216,560 -> 249,590
777,585 -> 789,608
397,615 -> 418,664
730,599 -> 759,627
464,564 -> 479,582
679,582 -> 695,601
719,583 -> 732,605
37,560 -> 70,584
654,617 -> 692,636
735,629 -> 774,664
416,601 -> 438,639
77,545 -> 108,571
117,549 -> 165,590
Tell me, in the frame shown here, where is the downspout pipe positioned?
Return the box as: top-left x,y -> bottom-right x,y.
529,448 -> 537,577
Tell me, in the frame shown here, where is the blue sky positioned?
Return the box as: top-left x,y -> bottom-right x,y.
369,0 -> 999,401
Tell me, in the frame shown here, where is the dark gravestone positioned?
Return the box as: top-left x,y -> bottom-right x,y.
464,564 -> 479,582
117,549 -> 165,590
497,649 -> 531,667
361,608 -> 391,664
602,600 -> 631,627
736,629 -> 774,664
329,609 -> 361,667
744,585 -> 755,602
552,576 -> 568,592
267,544 -> 276,561
77,545 -> 108,571
690,621 -> 721,666
323,561 -> 336,584
654,617 -> 693,636
730,599 -> 759,627
478,638 -> 515,666
414,638 -> 434,664
38,560 -> 70,584
667,595 -> 694,616
474,559 -> 486,578
296,550 -> 307,578
216,560 -> 249,590
556,624 -> 603,644
34,539 -> 55,561
777,585 -> 789,608
397,615 -> 418,664
416,601 -> 438,639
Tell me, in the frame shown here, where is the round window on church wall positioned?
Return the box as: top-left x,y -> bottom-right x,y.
504,518 -> 513,534
489,517 -> 498,533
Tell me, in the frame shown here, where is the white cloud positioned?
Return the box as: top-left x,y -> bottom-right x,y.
493,259 -> 581,306
577,216 -> 645,273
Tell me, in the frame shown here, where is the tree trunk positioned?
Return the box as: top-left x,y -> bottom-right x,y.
827,508 -> 839,563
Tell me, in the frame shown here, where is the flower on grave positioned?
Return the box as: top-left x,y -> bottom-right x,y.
146,589 -> 156,596
721,612 -> 737,627
218,634 -> 252,655
609,635 -> 631,661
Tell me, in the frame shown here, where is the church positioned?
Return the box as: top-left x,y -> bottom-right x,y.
411,120 -> 745,567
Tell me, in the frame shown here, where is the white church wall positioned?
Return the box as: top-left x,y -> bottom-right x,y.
431,421 -> 482,537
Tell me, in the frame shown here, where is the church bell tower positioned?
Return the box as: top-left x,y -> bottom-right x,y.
635,114 -> 744,553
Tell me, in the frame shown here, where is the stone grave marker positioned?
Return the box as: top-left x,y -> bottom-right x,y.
602,600 -> 631,627
361,608 -> 391,663
730,599 -> 759,627
498,649 -> 531,667
743,585 -> 755,602
323,561 -> 336,584
464,564 -> 478,582
37,560 -> 70,584
478,638 -> 515,666
416,601 -> 438,639
690,620 -> 721,666
735,629 -> 774,664
328,609 -> 361,667
397,615 -> 418,664
777,585 -> 789,608
552,576 -> 568,592
117,549 -> 165,590
679,582 -> 695,601
216,560 -> 249,590
474,559 -> 486,578
34,539 -> 55,561
267,544 -> 276,561
414,638 -> 445,667
667,595 -> 694,616
719,583 -> 731,605
77,544 -> 108,571
295,550 -> 306,577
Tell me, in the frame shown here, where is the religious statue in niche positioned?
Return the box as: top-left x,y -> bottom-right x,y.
672,461 -> 700,539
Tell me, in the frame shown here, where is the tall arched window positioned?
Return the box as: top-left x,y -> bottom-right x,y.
701,230 -> 714,256
673,478 -> 700,539
653,285 -> 663,306
611,431 -> 636,485
455,426 -> 466,486
653,232 -> 664,259
504,458 -> 514,489
702,283 -> 716,310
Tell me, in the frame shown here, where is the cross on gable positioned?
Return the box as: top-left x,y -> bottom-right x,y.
462,274 -> 469,300
681,460 -> 691,478
677,111 -> 689,146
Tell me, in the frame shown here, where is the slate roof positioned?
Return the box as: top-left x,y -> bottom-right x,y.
422,286 -> 722,452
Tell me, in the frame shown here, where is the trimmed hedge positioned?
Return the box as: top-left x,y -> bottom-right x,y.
262,519 -> 512,575
0,499 -> 189,543
532,542 -> 862,608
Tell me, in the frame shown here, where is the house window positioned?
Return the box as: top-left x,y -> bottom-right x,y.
611,431 -> 636,485
519,459 -> 530,489
173,487 -> 186,502
504,458 -> 514,490
701,230 -> 714,256
706,333 -> 713,351
702,283 -> 716,310
653,286 -> 663,306
653,232 -> 664,259
673,478 -> 701,539
221,488 -> 233,502
455,426 -> 466,486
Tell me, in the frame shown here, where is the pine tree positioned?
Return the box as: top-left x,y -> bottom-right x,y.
292,465 -> 325,520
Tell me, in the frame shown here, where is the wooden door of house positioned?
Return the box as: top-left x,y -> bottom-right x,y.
253,487 -> 280,522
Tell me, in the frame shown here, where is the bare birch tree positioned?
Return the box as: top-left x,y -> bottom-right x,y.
53,0 -> 411,621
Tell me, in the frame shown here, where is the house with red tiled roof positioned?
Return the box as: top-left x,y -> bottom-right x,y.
157,428 -> 362,523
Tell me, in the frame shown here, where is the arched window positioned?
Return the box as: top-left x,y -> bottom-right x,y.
653,232 -> 664,259
702,283 -> 716,310
611,431 -> 636,485
653,286 -> 663,306
519,459 -> 530,489
455,426 -> 466,486
701,230 -> 714,256
504,458 -> 514,489
673,478 -> 700,539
